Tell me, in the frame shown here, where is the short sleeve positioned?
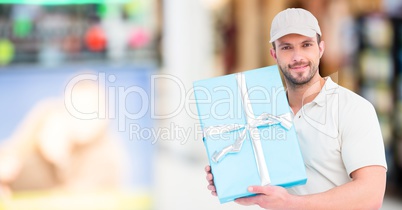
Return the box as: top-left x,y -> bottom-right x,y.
340,92 -> 387,177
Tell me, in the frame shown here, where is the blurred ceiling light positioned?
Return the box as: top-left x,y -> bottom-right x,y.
202,0 -> 230,10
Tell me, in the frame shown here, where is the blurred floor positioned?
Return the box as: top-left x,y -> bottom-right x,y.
2,145 -> 401,210
154,148 -> 402,210
154,147 -> 260,210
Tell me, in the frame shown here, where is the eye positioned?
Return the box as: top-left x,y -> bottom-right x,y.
303,43 -> 313,47
281,46 -> 292,50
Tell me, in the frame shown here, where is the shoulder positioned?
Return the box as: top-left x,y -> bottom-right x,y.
322,77 -> 377,123
322,77 -> 375,113
336,84 -> 376,114
329,81 -> 380,133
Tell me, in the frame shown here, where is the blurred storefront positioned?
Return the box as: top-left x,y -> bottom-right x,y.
0,0 -> 160,67
0,1 -> 159,210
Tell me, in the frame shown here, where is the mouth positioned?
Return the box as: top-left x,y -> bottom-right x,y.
289,63 -> 309,72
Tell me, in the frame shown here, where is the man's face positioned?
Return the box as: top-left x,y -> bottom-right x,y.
270,34 -> 324,88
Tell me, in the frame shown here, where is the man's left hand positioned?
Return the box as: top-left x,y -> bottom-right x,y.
235,185 -> 296,209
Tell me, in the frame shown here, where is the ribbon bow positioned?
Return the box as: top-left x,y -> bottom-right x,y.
203,73 -> 292,185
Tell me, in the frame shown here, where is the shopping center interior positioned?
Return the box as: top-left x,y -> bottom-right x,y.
0,0 -> 402,209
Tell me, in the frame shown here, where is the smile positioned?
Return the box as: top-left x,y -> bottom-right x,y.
290,65 -> 309,72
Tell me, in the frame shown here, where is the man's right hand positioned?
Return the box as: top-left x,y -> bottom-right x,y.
205,165 -> 217,196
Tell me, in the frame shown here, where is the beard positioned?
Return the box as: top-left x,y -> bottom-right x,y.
279,61 -> 318,87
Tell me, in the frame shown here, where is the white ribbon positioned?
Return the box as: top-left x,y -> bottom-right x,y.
203,73 -> 292,185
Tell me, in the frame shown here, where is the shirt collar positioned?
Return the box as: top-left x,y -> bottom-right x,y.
312,77 -> 339,107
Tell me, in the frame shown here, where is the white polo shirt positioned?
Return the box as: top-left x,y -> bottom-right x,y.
287,77 -> 387,195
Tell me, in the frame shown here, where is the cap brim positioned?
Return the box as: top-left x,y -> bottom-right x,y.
269,27 -> 318,43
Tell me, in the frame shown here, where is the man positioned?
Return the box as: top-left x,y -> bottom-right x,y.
205,8 -> 387,209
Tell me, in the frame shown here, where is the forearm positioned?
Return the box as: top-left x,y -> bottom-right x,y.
288,166 -> 386,210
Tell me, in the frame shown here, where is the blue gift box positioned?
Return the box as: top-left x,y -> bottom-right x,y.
193,65 -> 307,204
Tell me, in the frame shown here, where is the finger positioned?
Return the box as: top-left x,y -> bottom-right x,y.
234,196 -> 258,206
207,184 -> 216,192
248,185 -> 275,194
204,165 -> 211,172
211,191 -> 217,196
206,173 -> 213,182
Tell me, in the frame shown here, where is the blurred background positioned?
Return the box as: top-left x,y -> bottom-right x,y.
0,0 -> 401,209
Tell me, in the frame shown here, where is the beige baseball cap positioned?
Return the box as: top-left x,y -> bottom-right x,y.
269,8 -> 321,43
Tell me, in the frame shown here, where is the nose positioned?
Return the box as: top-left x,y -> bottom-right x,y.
291,47 -> 304,62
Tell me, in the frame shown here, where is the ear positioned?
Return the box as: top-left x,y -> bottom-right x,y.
319,40 -> 325,59
270,47 -> 277,60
